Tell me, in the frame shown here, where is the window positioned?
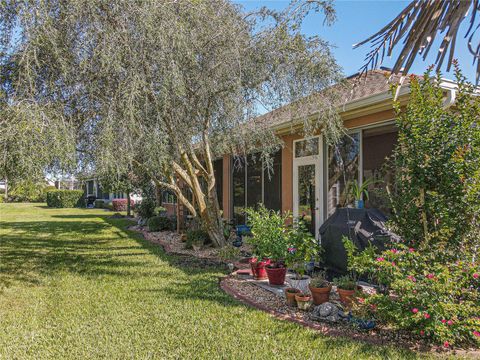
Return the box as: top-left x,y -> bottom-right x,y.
246,155 -> 262,208
162,190 -> 177,204
362,125 -> 398,214
263,151 -> 282,211
232,157 -> 246,225
295,137 -> 319,158
97,185 -> 103,199
87,181 -> 94,195
231,150 -> 282,224
213,159 -> 223,210
326,132 -> 360,216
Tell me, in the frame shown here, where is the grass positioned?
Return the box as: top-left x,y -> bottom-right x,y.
0,203 -> 430,359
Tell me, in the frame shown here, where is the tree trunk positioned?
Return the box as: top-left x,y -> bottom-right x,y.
127,191 -> 131,217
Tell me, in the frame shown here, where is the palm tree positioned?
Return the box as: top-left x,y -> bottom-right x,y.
355,0 -> 480,82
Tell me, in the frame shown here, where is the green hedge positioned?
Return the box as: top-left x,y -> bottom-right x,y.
147,215 -> 176,232
46,190 -> 84,208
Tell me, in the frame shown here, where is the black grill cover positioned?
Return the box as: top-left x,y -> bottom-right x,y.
319,208 -> 399,276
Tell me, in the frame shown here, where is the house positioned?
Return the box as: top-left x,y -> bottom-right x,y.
165,70 -> 459,237
83,178 -> 142,206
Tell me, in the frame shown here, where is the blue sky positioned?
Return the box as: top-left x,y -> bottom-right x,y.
237,0 -> 476,82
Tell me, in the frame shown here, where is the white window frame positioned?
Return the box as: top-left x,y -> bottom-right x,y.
292,136 -> 323,239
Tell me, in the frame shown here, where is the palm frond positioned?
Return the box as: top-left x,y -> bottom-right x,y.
354,0 -> 480,83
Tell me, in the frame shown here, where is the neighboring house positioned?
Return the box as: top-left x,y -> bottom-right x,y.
164,70 -> 459,238
83,178 -> 142,205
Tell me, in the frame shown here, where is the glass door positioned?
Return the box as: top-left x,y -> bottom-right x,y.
293,159 -> 322,239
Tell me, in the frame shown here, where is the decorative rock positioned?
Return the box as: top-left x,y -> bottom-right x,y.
311,302 -> 349,323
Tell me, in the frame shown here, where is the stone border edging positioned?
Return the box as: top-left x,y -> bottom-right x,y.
219,276 -> 393,347
220,275 -> 480,357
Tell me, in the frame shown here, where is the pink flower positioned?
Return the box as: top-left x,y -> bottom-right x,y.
358,297 -> 365,303
441,319 -> 447,324
390,249 -> 398,254
409,248 -> 415,253
420,330 -> 425,336
288,247 -> 296,254
391,262 -> 396,266
473,273 -> 479,279
424,313 -> 430,319
376,257 -> 385,262
426,273 -> 435,279
407,275 -> 417,282
412,308 -> 419,314
444,341 -> 449,348
447,320 -> 453,326
473,331 -> 480,338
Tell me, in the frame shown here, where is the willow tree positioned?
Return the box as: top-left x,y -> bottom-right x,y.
2,0 -> 345,246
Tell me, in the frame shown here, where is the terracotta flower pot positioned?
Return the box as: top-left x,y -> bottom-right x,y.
284,288 -> 301,306
309,285 -> 332,305
249,258 -> 270,280
265,266 -> 287,285
337,286 -> 362,307
295,294 -> 311,310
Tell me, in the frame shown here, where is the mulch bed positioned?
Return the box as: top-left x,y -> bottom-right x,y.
129,224 -> 479,357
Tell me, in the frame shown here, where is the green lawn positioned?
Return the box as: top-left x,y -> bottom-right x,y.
0,203 -> 426,359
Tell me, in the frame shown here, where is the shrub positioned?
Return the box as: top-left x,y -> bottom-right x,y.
245,205 -> 290,263
112,199 -> 131,211
46,190 -> 84,208
284,218 -> 321,277
345,240 -> 480,348
9,181 -> 54,202
388,66 -> 480,260
147,215 -> 175,232
217,245 -> 241,262
185,229 -> 210,249
94,199 -> 105,208
135,197 -> 156,219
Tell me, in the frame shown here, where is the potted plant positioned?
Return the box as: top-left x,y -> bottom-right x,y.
309,274 -> 332,305
246,206 -> 289,284
334,275 -> 361,307
348,178 -> 373,209
284,288 -> 301,307
294,292 -> 311,310
285,218 -> 321,293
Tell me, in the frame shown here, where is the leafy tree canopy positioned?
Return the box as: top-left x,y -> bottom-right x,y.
1,0 -> 345,246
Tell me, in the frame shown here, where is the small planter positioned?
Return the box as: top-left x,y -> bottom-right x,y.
249,258 -> 271,280
287,275 -> 311,294
337,286 -> 362,307
284,288 -> 301,307
295,293 -> 311,310
265,265 -> 287,285
354,199 -> 364,209
309,285 -> 332,305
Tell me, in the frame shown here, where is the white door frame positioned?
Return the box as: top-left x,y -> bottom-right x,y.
292,136 -> 323,239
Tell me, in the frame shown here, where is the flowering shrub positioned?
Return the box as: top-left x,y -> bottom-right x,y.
112,198 -> 134,211
345,240 -> 480,348
388,66 -> 480,260
284,218 -> 321,277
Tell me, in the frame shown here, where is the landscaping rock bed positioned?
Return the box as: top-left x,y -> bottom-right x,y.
129,225 -> 252,269
130,224 -> 479,357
